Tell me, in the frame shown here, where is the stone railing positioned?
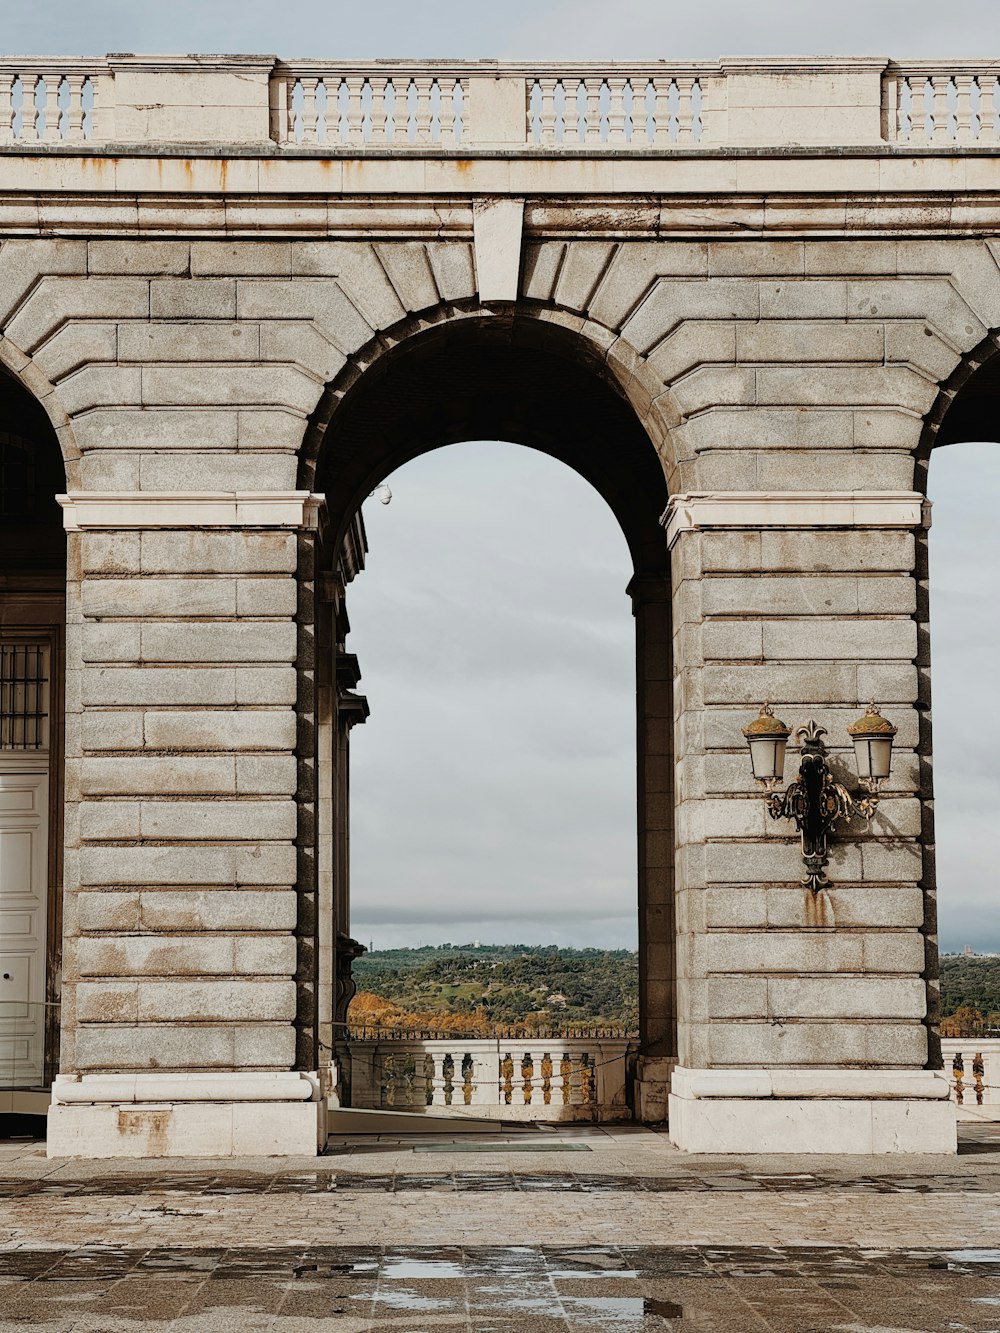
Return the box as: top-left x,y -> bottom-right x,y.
940,1037 -> 1000,1120
0,56 -> 999,152
345,1037 -> 635,1121
886,65 -> 1000,145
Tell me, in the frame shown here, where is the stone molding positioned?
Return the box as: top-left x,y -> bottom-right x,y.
663,491 -> 930,547
58,491 -> 326,530
51,1072 -> 319,1104
670,1065 -> 950,1101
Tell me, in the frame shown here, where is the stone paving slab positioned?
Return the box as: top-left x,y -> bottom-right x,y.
1,1123 -> 999,1328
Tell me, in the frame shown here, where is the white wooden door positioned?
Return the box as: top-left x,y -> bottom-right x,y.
0,768 -> 48,1087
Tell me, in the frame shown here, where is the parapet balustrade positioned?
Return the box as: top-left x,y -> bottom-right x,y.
0,58 -> 998,150
941,1038 -> 1000,1119
345,1036 -> 634,1121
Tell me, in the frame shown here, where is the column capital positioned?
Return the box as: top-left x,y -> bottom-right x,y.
662,491 -> 930,548
57,491 -> 327,530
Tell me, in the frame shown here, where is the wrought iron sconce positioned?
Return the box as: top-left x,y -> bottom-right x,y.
742,702 -> 897,892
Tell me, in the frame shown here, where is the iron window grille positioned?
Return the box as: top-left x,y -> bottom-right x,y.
0,644 -> 48,750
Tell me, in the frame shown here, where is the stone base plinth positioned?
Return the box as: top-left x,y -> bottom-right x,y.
47,1073 -> 326,1159
668,1066 -> 957,1155
635,1056 -> 676,1123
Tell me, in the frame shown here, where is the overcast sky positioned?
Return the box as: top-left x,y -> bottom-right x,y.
6,1 -> 999,953
2,0 -> 998,59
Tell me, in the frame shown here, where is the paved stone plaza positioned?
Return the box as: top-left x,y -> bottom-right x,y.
1,1122 -> 999,1329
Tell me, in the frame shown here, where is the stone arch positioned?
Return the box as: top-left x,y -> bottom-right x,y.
299,304 -> 674,574
299,306 -> 677,1104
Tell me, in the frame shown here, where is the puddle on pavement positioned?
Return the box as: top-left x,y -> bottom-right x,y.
381,1256 -> 466,1280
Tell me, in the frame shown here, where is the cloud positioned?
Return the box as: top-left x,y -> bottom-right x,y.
6,0 -> 994,58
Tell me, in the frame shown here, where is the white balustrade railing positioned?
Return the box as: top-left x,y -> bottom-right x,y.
526,71 -> 709,146
0,61 -> 105,144
271,67 -> 466,146
886,65 -> 1000,145
2,58 -> 1000,152
346,1037 -> 634,1121
940,1037 -> 1000,1119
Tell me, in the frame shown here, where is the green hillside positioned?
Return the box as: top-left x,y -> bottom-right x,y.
351,943 -> 638,1032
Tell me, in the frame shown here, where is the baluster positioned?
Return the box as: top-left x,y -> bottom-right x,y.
284,76 -> 296,144
0,74 -> 14,144
461,1052 -> 474,1105
65,75 -> 86,142
560,1054 -> 572,1103
974,1052 -> 985,1106
909,77 -> 927,144
563,78 -> 582,145
42,75 -> 62,142
300,77 -> 319,144
954,74 -> 974,143
585,79 -> 601,143
894,75 -> 906,143
346,75 -> 364,145
607,76 -> 627,144
540,1052 -> 553,1105
521,1052 -> 533,1105
568,1056 -> 584,1105
932,75 -> 951,142
414,76 -> 433,143
369,76 -> 388,143
676,76 -> 695,143
501,1051 -> 514,1105
581,1054 -> 595,1105
981,77 -> 1000,144
953,1051 -> 965,1105
652,76 -> 671,144
20,74 -> 39,142
439,77 -> 456,145
539,76 -> 557,146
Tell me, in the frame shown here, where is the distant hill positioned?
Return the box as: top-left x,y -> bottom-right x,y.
349,943 -> 638,1034
940,955 -> 1000,1022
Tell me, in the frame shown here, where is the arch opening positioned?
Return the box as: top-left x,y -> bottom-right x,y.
919,345 -> 1000,1040
0,366 -> 67,1112
301,315 -> 674,1118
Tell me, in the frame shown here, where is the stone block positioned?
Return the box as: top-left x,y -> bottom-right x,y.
76,892 -> 141,931
80,713 -> 144,751
140,531 -> 296,575
143,710 -> 296,751
150,278 -> 237,319
235,756 -> 298,795
134,799 -> 296,841
766,976 -> 926,1020
81,624 -> 141,663
77,935 -> 237,977
707,931 -> 864,974
140,365 -> 320,413
138,889 -> 297,932
80,756 -> 235,795
758,279 -> 848,319
136,980 -> 296,1022
74,407 -> 240,452
79,844 -> 297,887
82,667 -> 237,707
119,322 -> 261,363
235,668 -> 297,705
80,534 -> 142,576
88,240 -> 190,275
140,623 -> 296,663
76,982 -> 138,1023
761,618 -> 917,661
191,242 -> 292,276
82,578 -> 238,619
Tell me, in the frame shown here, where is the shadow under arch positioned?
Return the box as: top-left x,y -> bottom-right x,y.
298,311 -> 676,1103
0,361 -> 68,1090
301,310 -> 671,577
911,336 -> 1000,1066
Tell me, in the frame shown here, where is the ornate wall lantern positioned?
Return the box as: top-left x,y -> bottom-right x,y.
742,702 -> 897,892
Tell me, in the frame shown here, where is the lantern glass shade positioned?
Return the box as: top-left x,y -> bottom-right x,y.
748,733 -> 787,783
853,733 -> 894,782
